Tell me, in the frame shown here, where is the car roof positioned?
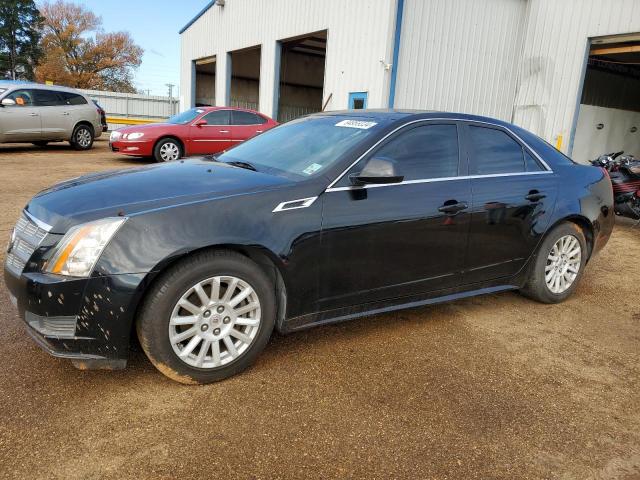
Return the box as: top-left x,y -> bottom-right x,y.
314,109 -> 518,129
0,80 -> 87,95
197,106 -> 266,115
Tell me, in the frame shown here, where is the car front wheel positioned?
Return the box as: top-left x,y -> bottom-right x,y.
136,250 -> 275,384
153,138 -> 182,162
521,222 -> 587,303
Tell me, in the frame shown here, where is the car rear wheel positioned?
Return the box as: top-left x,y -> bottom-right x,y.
136,250 -> 275,384
520,222 -> 587,303
32,141 -> 49,147
153,138 -> 182,162
70,124 -> 94,150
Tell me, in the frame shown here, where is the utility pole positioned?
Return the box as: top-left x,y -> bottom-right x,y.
166,83 -> 175,114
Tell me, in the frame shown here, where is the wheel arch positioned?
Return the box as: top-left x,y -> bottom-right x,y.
541,215 -> 595,263
128,244 -> 289,347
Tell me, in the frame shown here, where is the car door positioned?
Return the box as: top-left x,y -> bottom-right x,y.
319,121 -> 471,310
0,89 -> 41,141
33,89 -> 69,140
231,110 -> 267,144
462,122 -> 558,284
189,109 -> 232,154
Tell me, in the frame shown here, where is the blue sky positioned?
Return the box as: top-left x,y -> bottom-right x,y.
75,0 -> 207,96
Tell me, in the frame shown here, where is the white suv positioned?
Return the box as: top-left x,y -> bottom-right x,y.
0,82 -> 102,150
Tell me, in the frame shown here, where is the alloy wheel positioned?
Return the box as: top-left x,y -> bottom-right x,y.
169,276 -> 261,369
76,128 -> 92,148
545,235 -> 581,294
160,142 -> 180,161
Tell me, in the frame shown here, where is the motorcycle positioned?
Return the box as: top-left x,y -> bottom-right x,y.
590,151 -> 640,220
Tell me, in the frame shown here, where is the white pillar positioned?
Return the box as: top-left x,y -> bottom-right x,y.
216,53 -> 231,107
259,41 -> 280,119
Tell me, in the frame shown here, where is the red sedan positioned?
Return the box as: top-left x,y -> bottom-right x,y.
109,107 -> 278,162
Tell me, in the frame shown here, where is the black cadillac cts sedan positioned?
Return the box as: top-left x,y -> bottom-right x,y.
5,111 -> 614,384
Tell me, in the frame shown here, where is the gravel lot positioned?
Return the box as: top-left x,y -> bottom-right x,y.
0,139 -> 639,480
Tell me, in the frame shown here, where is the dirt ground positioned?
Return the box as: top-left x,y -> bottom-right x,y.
0,139 -> 638,480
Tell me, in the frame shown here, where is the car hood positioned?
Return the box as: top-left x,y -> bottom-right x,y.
25,159 -> 292,233
115,122 -> 174,134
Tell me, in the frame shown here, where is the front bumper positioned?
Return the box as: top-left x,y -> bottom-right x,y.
109,139 -> 153,157
4,267 -> 146,369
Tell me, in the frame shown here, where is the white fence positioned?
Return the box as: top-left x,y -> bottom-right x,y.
77,89 -> 178,129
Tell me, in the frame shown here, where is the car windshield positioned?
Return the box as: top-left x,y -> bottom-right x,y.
217,115 -> 382,179
167,108 -> 204,125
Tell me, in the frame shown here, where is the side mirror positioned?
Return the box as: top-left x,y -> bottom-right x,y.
194,119 -> 207,127
350,157 -> 404,185
1,98 -> 16,106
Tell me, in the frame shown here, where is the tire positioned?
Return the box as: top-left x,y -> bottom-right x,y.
70,124 -> 94,150
136,250 -> 276,384
153,138 -> 182,162
32,141 -> 49,147
520,222 -> 588,304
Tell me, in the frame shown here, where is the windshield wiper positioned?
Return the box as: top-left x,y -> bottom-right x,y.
224,160 -> 257,171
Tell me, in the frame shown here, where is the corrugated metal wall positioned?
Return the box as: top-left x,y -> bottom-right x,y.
513,0 -> 640,152
394,0 -> 527,121
180,0 -> 640,153
179,0 -> 397,117
78,89 -> 178,119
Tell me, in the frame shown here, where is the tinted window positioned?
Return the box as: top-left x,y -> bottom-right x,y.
371,124 -> 459,180
468,126 -> 524,175
60,92 -> 88,105
232,110 -> 265,125
4,89 -> 34,106
33,89 -> 64,106
202,110 -> 230,125
525,151 -> 543,172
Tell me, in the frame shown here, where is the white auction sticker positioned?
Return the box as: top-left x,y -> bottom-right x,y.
335,120 -> 378,130
303,163 -> 323,175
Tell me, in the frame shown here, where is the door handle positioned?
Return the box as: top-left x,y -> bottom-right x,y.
219,130 -> 230,133
28,113 -> 38,116
62,112 -> 70,116
256,130 -> 263,133
438,201 -> 468,214
525,191 -> 546,202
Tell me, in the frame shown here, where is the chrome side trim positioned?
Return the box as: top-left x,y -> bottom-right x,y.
326,171 -> 553,192
23,210 -> 53,232
272,197 -> 318,213
324,117 -> 554,192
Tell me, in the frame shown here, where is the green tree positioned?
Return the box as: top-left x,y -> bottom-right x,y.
0,0 -> 44,80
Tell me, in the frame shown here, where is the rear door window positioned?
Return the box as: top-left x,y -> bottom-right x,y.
468,126 -> 525,175
232,110 -> 265,125
33,89 -> 64,106
201,110 -> 230,125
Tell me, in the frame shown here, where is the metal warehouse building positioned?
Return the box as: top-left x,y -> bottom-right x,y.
179,0 -> 640,162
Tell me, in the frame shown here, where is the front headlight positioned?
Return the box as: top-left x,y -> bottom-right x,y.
45,217 -> 127,277
125,132 -> 144,140
110,130 -> 122,141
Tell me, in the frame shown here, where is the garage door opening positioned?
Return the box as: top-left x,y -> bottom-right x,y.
230,46 -> 261,111
194,56 -> 216,107
277,31 -> 327,122
572,35 -> 640,163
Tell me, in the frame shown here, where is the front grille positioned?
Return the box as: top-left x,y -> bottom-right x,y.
5,214 -> 48,276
